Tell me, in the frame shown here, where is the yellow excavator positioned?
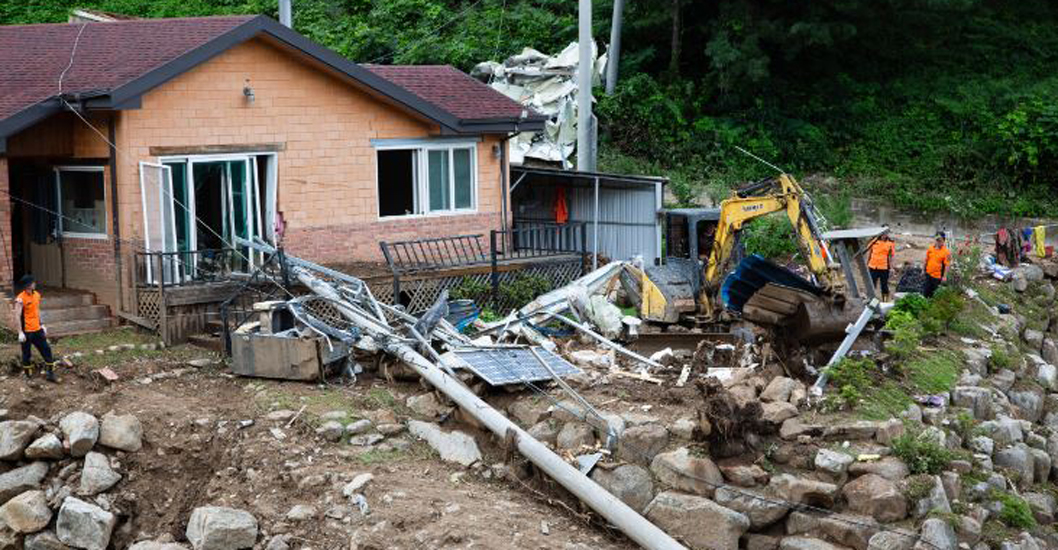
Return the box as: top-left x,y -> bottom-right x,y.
633,174 -> 856,340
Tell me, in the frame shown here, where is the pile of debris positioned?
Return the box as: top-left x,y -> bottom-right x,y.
471,42 -> 606,166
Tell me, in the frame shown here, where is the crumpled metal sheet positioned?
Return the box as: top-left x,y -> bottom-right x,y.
472,42 -> 607,167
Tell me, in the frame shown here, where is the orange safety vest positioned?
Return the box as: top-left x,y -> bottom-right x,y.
868,239 -> 895,270
925,245 -> 951,279
16,290 -> 41,332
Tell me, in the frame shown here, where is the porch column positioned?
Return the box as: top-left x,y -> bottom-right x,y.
0,157 -> 12,291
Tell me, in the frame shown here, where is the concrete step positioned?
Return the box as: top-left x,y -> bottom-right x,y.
40,305 -> 110,323
47,318 -> 115,337
3,292 -> 95,310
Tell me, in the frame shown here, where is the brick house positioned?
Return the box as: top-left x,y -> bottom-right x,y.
0,15 -> 544,333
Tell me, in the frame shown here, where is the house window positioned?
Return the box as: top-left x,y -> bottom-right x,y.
377,144 -> 476,217
56,167 -> 106,237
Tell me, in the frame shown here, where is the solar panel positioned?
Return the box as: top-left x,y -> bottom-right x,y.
447,347 -> 582,386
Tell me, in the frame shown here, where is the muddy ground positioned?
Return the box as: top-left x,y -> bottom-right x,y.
0,329 -> 638,550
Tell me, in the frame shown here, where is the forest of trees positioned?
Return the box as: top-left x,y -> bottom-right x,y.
5,0 -> 1058,217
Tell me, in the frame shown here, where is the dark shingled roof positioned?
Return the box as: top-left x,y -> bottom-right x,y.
365,65 -> 530,122
0,15 -> 543,142
0,16 -> 254,123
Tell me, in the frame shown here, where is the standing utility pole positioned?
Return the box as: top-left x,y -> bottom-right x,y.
577,0 -> 596,172
279,0 -> 292,27
605,0 -> 625,94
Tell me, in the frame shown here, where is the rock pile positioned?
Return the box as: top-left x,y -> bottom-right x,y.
0,410 -> 142,550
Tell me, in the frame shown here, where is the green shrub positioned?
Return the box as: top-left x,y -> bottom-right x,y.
742,215 -> 798,260
884,312 -> 924,360
450,277 -> 492,303
892,293 -> 929,318
826,357 -> 874,409
891,432 -> 954,475
993,490 -> 1037,530
989,344 -> 1012,371
921,287 -> 966,333
497,274 -> 552,308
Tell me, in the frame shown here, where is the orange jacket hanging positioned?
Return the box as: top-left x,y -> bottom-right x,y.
553,187 -> 569,224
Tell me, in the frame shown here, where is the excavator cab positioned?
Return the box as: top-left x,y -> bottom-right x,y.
639,208 -> 727,324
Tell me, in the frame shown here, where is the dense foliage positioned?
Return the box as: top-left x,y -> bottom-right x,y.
8,0 -> 1058,217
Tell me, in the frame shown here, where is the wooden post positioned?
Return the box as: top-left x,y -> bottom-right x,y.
156,253 -> 169,345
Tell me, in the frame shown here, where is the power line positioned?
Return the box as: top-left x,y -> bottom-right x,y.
363,0 -> 488,65
58,23 -> 88,95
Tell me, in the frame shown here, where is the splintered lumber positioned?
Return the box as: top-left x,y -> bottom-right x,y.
550,314 -> 664,370
290,268 -> 687,550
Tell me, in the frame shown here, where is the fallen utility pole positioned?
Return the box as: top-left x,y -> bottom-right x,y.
288,268 -> 686,550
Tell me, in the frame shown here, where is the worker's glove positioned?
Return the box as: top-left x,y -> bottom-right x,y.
41,326 -> 47,337
18,332 -> 25,343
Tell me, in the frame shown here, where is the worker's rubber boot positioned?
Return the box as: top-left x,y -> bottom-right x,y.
44,363 -> 57,383
22,364 -> 35,378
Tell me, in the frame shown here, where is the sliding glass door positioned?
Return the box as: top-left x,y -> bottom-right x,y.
158,154 -> 270,278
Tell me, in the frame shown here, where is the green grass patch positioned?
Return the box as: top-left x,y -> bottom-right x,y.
355,440 -> 434,465
993,490 -> 1037,530
858,381 -> 915,421
905,350 -> 961,395
892,431 -> 954,475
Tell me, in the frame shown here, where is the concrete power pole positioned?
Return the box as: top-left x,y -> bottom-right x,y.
605,0 -> 624,94
279,0 -> 292,27
577,0 -> 596,172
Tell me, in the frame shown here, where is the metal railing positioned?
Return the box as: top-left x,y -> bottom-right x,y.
134,249 -> 237,287
380,223 -> 588,308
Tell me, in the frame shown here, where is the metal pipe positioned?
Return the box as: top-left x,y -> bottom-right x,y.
278,0 -> 292,27
576,0 -> 594,171
605,0 -> 624,94
551,313 -> 663,370
592,176 -> 600,270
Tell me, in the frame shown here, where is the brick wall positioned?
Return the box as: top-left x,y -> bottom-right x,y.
116,38 -> 509,267
62,237 -> 117,307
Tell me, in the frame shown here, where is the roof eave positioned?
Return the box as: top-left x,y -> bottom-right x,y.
0,99 -> 64,147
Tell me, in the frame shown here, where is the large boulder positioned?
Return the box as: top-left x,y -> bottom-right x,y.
617,424 -> 669,466
0,421 -> 39,461
786,511 -> 880,550
1009,390 -> 1044,423
650,447 -> 724,497
556,422 -> 595,451
815,449 -> 854,476
56,497 -> 115,550
915,518 -> 956,550
407,421 -> 481,467
780,537 -> 845,550
0,462 -> 48,504
405,393 -> 452,419
867,531 -> 916,550
769,474 -> 838,508
507,400 -> 549,427
59,413 -> 98,458
761,377 -> 799,403
909,476 -> 951,519
590,464 -> 654,513
1024,329 -> 1045,352
995,445 -> 1035,486
762,402 -> 800,425
185,506 -> 257,550
848,457 -> 910,481
98,413 -> 143,452
24,434 -> 63,460
842,474 -> 907,523
78,452 -> 121,496
128,542 -> 190,550
644,491 -> 749,550
714,486 -> 789,528
0,490 -> 51,533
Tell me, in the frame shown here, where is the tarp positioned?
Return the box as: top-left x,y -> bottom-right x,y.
721,255 -> 823,312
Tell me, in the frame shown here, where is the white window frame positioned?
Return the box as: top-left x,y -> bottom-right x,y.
54,165 -> 108,240
374,141 -> 478,219
157,152 -> 278,273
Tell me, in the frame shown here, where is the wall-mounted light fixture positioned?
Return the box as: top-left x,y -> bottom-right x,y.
243,79 -> 255,104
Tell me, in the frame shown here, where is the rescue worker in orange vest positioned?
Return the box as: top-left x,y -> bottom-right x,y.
923,232 -> 952,298
13,275 -> 56,382
867,230 -> 896,302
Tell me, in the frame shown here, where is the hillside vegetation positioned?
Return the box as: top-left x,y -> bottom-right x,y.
6,0 -> 1058,217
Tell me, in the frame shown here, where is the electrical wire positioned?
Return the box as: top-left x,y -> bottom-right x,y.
58,23 -> 88,95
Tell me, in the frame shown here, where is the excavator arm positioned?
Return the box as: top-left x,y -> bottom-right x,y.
700,174 -> 832,317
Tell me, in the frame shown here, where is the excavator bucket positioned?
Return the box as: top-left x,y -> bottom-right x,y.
722,255 -> 859,342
